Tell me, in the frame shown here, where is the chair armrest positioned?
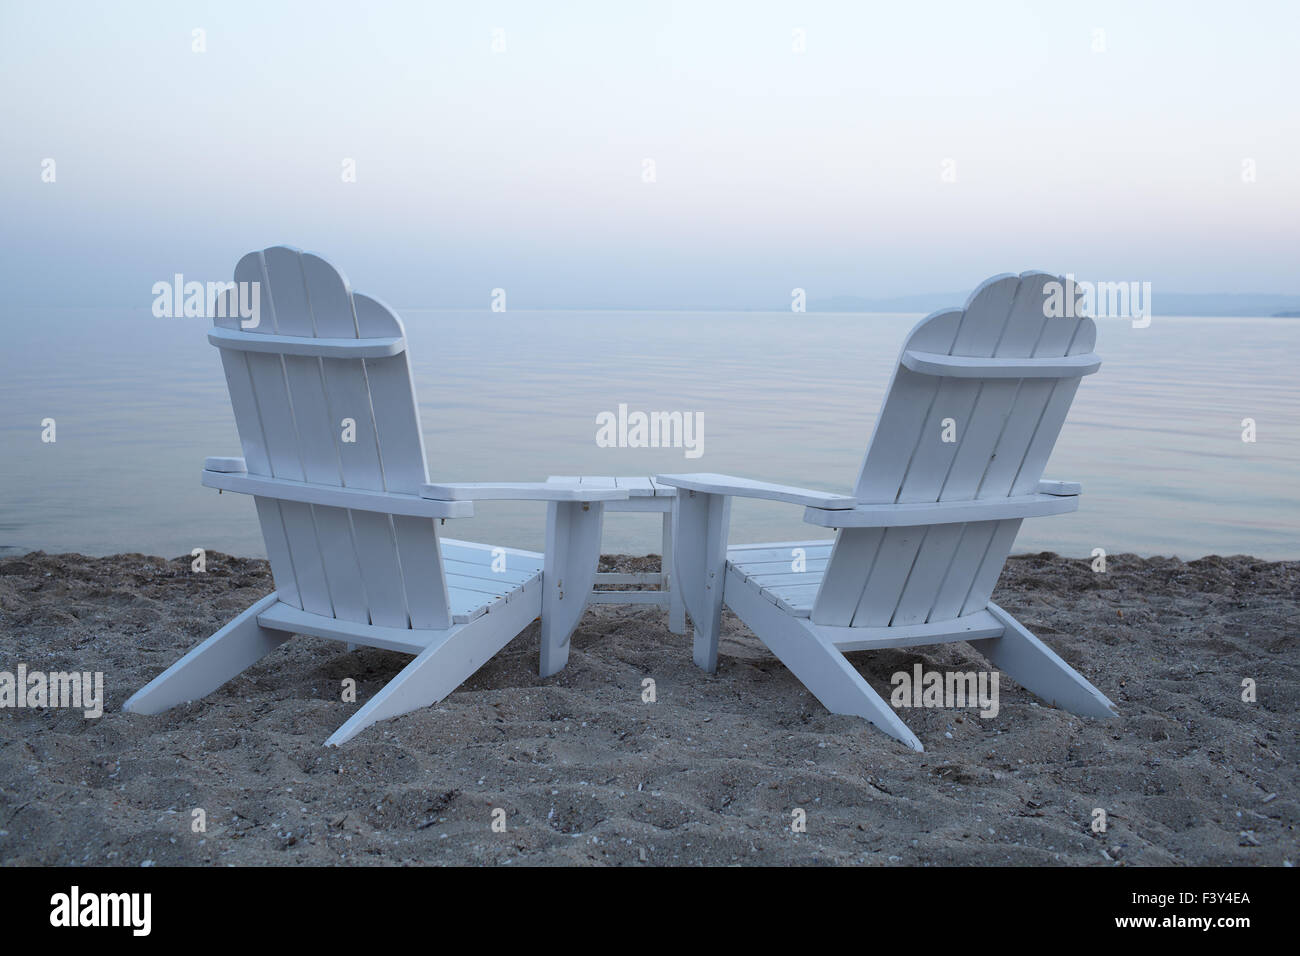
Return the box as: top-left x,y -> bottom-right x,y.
801,493 -> 1079,528
1037,480 -> 1081,496
655,473 -> 856,510
202,470 -> 474,519
204,456 -> 247,473
421,481 -> 630,502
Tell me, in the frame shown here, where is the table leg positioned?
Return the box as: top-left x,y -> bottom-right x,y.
663,507 -> 686,634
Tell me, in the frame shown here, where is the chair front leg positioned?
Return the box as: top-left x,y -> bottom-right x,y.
540,500 -> 606,677
672,490 -> 731,671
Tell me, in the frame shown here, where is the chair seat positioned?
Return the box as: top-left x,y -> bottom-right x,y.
726,540 -> 834,618
440,538 -> 544,624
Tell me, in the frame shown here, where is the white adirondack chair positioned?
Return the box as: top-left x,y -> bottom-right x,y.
658,272 -> 1118,751
123,245 -> 627,745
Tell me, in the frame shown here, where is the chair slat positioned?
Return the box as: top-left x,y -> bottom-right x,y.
264,247 -> 367,624
848,275 -> 1021,626
302,251 -> 409,628
900,351 -> 1100,378
232,252 -> 334,616
894,273 -> 1052,623
353,293 -> 453,629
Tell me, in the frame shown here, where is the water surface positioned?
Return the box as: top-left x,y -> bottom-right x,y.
2,309 -> 1296,560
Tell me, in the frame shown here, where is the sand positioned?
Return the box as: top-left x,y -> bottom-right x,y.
0,550 -> 1295,866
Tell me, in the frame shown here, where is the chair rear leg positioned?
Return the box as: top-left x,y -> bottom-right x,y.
725,576 -> 923,750
326,585 -> 540,746
775,622 -> 924,752
972,603 -> 1118,719
123,593 -> 288,714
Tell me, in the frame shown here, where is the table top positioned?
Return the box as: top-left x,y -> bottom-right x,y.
546,475 -> 677,497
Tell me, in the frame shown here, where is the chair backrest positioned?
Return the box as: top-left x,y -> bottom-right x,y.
211,245 -> 452,630
811,271 -> 1096,627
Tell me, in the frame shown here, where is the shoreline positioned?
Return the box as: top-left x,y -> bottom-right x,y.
1,550 -> 1296,866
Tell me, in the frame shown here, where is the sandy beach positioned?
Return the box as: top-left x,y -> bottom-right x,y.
0,549 -> 1295,866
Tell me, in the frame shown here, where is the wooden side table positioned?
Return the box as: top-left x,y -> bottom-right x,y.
546,474 -> 685,634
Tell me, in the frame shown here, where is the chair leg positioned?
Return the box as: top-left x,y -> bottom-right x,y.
326,585 -> 541,746
662,509 -> 686,635
123,593 -> 288,714
673,490 -> 731,672
789,625 -> 924,752
725,572 -> 923,750
539,500 -> 605,678
972,603 -> 1118,719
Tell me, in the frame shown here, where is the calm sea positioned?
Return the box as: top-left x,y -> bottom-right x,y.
2,308 -> 1296,560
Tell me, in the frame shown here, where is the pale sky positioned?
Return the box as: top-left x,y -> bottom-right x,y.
2,0 -> 1297,309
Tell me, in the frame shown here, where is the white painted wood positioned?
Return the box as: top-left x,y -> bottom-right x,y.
741,565 -> 831,585
540,501 -> 606,677
212,259 -> 302,610
588,496 -> 673,514
204,456 -> 246,473
207,328 -> 405,358
353,290 -> 453,630
661,272 -> 1113,750
847,276 -> 1021,628
656,473 -> 855,509
264,247 -> 369,626
122,594 -> 288,713
809,609 -> 1005,650
617,476 -> 653,495
960,518 -> 1025,615
926,520 -> 996,622
231,250 -> 334,617
807,529 -> 882,625
595,572 -> 663,586
129,246 -> 577,744
1038,479 -> 1081,496
911,279 -> 1049,626
723,566 -> 923,751
441,537 -> 544,564
800,492 -> 1078,527
663,509 -> 685,634
324,582 -> 544,746
975,275 -> 1092,500
648,477 -> 678,497
542,476 -> 683,633
1012,297 -> 1098,495
303,252 -> 411,629
973,604 -> 1118,718
890,523 -> 964,626
423,481 -> 629,502
588,591 -> 668,605
446,558 -> 536,586
201,470 -> 474,519
900,350 -> 1100,378
672,490 -> 731,671
258,601 -> 431,655
817,273 -> 1096,631
729,542 -> 833,563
